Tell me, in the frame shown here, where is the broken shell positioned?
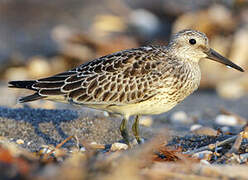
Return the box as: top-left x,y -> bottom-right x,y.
110,143 -> 128,151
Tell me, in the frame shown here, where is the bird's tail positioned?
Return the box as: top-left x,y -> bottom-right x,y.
17,93 -> 44,103
8,80 -> 36,90
8,80 -> 45,103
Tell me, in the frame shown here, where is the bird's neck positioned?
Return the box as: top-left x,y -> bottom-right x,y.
166,46 -> 201,64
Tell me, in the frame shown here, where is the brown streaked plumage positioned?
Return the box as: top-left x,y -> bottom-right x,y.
9,29 -> 244,145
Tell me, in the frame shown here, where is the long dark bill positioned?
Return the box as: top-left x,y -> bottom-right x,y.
206,48 -> 244,72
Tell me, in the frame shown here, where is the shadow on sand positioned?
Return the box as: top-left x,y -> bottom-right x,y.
0,106 -> 79,145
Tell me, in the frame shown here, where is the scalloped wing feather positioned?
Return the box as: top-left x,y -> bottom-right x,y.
18,46 -> 167,105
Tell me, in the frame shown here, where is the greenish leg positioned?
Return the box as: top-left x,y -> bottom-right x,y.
119,117 -> 130,145
132,115 -> 142,144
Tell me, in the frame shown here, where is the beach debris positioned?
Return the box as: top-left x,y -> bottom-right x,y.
192,150 -> 213,161
190,124 -> 202,131
110,142 -> 129,151
170,111 -> 193,124
16,139 -> 24,145
191,127 -> 218,136
215,115 -> 238,126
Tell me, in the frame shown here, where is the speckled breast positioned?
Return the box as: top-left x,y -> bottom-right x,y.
115,61 -> 202,116
146,61 -> 201,114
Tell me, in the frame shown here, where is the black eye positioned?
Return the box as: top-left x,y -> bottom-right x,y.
189,39 -> 196,45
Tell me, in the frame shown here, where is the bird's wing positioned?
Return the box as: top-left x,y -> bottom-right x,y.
32,46 -> 166,105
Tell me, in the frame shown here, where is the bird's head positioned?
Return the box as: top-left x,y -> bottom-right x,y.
168,29 -> 244,72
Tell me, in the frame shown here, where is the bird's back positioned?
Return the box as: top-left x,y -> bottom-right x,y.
9,46 -> 165,104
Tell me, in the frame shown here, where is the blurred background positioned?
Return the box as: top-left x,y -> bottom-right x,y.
0,0 -> 248,108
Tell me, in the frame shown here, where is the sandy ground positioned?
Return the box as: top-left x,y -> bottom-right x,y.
0,81 -> 248,151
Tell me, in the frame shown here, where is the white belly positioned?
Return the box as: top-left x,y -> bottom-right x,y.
107,94 -> 178,117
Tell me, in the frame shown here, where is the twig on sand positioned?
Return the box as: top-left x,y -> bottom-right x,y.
184,135 -> 238,155
185,124 -> 248,155
227,124 -> 248,154
55,135 -> 79,150
43,135 -> 79,160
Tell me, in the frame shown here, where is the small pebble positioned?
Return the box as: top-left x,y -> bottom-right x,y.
38,146 -> 53,155
239,153 -> 248,163
215,115 -> 238,126
16,139 -> 24,145
110,143 -> 128,151
103,111 -> 110,117
80,147 -> 86,152
132,138 -> 145,145
190,124 -> 203,131
192,127 -> 217,136
170,111 -> 193,124
193,150 -> 213,161
139,116 -> 153,127
89,142 -> 105,149
200,159 -> 211,165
